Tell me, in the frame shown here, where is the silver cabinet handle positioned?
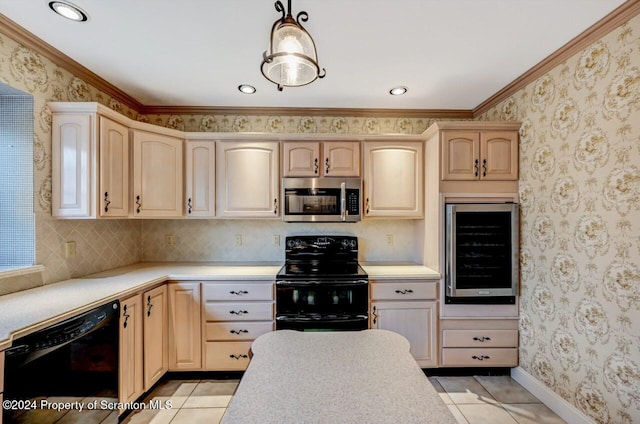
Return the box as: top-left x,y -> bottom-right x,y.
395,289 -> 414,295
187,198 -> 192,214
229,310 -> 249,315
473,336 -> 491,342
136,195 -> 142,213
230,329 -> 249,335
273,198 -> 278,215
229,290 -> 249,296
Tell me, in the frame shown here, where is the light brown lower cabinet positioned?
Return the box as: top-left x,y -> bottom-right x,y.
202,281 -> 275,371
168,282 -> 202,370
119,294 -> 144,410
440,319 -> 519,367
143,285 -> 169,390
370,279 -> 438,367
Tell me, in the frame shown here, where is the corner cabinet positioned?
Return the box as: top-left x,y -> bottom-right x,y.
132,130 -> 183,218
185,140 -> 216,218
363,141 -> 423,218
283,141 -> 360,177
50,105 -> 129,218
168,282 -> 202,370
216,141 -> 280,218
119,294 -> 144,408
370,279 -> 438,367
142,285 -> 169,391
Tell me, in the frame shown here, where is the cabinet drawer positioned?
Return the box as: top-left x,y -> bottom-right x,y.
204,302 -> 273,321
371,282 -> 437,300
203,282 -> 273,301
442,330 -> 518,348
441,348 -> 518,367
204,342 -> 252,371
205,321 -> 273,341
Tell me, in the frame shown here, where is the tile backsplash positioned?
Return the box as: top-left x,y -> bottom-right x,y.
142,219 -> 423,264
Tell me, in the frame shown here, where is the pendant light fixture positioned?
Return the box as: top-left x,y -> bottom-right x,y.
261,0 -> 326,91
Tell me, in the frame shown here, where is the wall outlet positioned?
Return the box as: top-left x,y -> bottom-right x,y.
235,234 -> 243,246
273,235 -> 280,246
165,234 -> 175,246
385,234 -> 394,245
64,241 -> 76,258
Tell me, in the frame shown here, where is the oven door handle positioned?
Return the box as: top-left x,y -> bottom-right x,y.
276,279 -> 369,286
276,315 -> 368,323
340,181 -> 347,221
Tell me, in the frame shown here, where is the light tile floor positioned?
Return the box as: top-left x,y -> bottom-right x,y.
119,375 -> 566,424
429,376 -> 566,424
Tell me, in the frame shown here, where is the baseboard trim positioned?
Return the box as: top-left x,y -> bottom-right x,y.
510,367 -> 594,424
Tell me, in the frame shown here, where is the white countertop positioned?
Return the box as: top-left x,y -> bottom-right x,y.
222,330 -> 457,424
0,262 -> 439,350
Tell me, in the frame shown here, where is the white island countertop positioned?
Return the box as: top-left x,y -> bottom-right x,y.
0,262 -> 439,350
223,330 -> 457,424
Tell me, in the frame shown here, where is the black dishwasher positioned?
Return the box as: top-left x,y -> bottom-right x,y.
3,301 -> 120,423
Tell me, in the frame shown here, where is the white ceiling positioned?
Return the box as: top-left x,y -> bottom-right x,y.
0,0 -> 628,110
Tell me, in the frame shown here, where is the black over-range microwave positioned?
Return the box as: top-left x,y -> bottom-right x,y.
445,203 -> 519,304
282,178 -> 361,222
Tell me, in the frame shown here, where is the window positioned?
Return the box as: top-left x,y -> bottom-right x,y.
0,83 -> 35,271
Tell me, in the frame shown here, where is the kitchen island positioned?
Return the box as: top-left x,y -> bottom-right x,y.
222,330 -> 457,424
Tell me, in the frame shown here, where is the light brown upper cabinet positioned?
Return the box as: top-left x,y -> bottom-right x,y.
185,140 -> 215,218
363,141 -> 423,218
216,141 -> 280,218
441,130 -> 518,181
132,130 -> 183,218
50,104 -> 129,218
283,141 -> 360,177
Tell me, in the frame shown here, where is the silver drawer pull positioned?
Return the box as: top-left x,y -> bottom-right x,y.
395,289 -> 414,295
229,310 -> 249,315
230,329 -> 249,335
229,290 -> 249,296
472,355 -> 491,361
473,336 -> 491,342
229,354 -> 249,360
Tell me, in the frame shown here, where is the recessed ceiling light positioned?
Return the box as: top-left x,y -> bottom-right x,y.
238,84 -> 256,94
48,1 -> 89,22
389,86 -> 408,96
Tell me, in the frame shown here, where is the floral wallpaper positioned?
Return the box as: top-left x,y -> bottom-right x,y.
0,34 -> 142,293
479,15 -> 640,424
139,112 -> 437,135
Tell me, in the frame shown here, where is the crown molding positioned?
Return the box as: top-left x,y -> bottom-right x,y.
140,105 -> 474,119
2,2 -> 638,120
0,13 -> 145,112
473,0 -> 640,117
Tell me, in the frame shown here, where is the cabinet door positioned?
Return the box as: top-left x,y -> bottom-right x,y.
119,294 -> 143,406
168,282 -> 202,370
185,141 -> 215,218
441,131 -> 480,180
52,113 -> 93,217
132,131 -> 183,218
283,142 -> 320,177
143,285 -> 168,391
99,117 -> 129,217
363,142 -> 423,218
216,141 -> 280,218
480,131 -> 518,180
323,141 -> 360,177
371,301 -> 437,367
